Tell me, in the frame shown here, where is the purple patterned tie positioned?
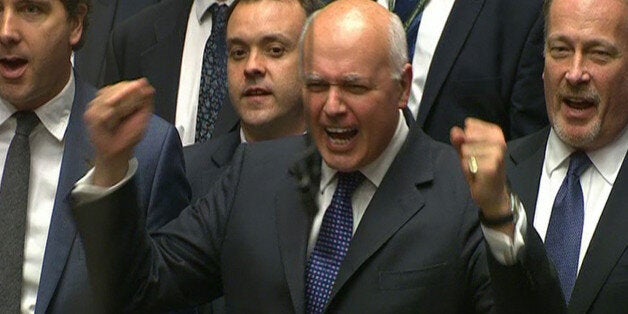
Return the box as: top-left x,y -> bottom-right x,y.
306,171 -> 365,314
545,151 -> 592,303
196,3 -> 229,143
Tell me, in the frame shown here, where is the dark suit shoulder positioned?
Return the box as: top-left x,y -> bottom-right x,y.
184,131 -> 241,202
110,0 -> 192,52
239,135 -> 308,166
184,131 -> 240,168
142,115 -> 179,146
224,135 -> 309,186
114,0 -> 192,34
507,126 -> 550,162
135,115 -> 184,183
411,128 -> 462,168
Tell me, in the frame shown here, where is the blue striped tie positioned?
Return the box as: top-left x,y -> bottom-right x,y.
306,171 -> 365,314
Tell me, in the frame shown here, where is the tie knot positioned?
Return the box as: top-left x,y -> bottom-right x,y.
210,3 -> 229,24
14,111 -> 39,137
336,171 -> 365,197
567,151 -> 591,177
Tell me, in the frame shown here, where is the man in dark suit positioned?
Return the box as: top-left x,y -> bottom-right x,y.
381,0 -> 548,143
73,0 -> 160,86
103,0 -> 239,146
184,0 -> 314,203
184,2 -> 315,312
0,1 -> 190,312
72,0 -> 498,312
451,0 -> 628,311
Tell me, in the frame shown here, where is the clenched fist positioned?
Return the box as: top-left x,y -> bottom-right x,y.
84,78 -> 155,187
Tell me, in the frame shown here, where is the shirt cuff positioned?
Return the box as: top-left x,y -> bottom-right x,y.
72,158 -> 138,205
482,195 -> 528,265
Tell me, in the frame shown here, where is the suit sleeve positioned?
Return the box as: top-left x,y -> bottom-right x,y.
509,13 -> 549,139
458,196 -> 496,314
72,144 -> 249,312
142,125 -> 192,231
487,219 -> 567,313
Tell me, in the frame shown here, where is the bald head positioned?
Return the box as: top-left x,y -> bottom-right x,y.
299,0 -> 407,79
299,0 -> 413,172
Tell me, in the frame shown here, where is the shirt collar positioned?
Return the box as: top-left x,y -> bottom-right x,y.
0,72 -> 74,142
239,126 -> 247,143
320,110 -> 409,190
195,0 -> 233,22
546,125 -> 628,185
0,98 -> 12,126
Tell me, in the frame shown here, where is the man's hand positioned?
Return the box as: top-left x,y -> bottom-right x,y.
84,78 -> 155,187
451,118 -> 514,234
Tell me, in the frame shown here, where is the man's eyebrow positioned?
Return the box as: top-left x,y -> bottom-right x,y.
303,74 -> 369,85
341,75 -> 364,84
228,33 -> 294,47
259,33 -> 294,46
583,39 -> 620,52
304,73 -> 324,81
16,0 -> 52,7
547,35 -> 620,52
227,37 -> 247,46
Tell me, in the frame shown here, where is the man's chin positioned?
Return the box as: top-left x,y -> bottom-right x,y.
554,120 -> 601,149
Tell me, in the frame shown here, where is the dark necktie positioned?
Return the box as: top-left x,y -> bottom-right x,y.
196,3 -> 229,143
0,111 -> 40,312
393,0 -> 429,61
545,151 -> 592,303
306,171 -> 365,314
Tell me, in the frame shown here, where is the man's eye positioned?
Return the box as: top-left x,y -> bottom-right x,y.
306,83 -> 328,92
548,46 -> 571,58
267,46 -> 285,58
229,48 -> 247,60
344,85 -> 368,95
21,4 -> 42,15
590,50 -> 612,63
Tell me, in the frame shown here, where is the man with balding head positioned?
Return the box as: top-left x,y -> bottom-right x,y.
71,0 -> 498,312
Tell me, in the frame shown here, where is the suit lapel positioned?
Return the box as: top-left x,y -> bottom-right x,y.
211,132 -> 240,166
569,153 -> 628,313
213,98 -> 240,138
329,128 -> 432,302
507,127 -> 549,220
202,132 -> 241,185
142,0 -> 192,122
35,79 -> 95,313
276,142 -> 320,313
416,0 -> 485,127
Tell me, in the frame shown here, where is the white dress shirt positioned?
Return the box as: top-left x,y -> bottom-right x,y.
377,0 -> 456,119
308,110 -> 409,254
176,0 -> 233,146
0,75 -> 74,314
484,126 -> 628,271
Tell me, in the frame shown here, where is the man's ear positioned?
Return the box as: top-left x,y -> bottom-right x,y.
397,63 -> 413,109
69,3 -> 88,49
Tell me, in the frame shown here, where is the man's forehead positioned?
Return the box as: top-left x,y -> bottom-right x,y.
228,0 -> 305,22
227,0 -> 305,37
